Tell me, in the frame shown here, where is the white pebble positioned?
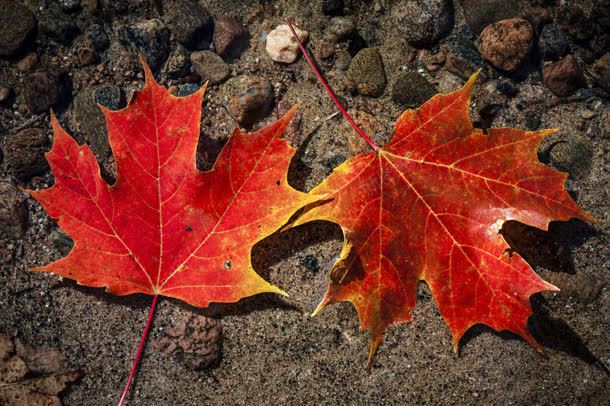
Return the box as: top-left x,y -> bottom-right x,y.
265,24 -> 309,63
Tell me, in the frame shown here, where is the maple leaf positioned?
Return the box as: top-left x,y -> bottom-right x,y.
286,21 -> 593,366
29,60 -> 315,401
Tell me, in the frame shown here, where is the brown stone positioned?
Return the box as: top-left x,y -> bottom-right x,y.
2,128 -> 49,181
213,16 -> 248,60
16,53 -> 38,72
542,55 -> 586,97
479,18 -> 534,71
0,182 -> 28,238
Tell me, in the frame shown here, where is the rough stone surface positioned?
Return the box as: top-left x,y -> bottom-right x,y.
190,50 -> 230,84
445,34 -> 485,79
542,55 -> 586,97
555,5 -> 591,41
394,0 -> 453,47
86,24 -> 109,51
479,18 -> 534,72
118,19 -> 170,71
347,47 -> 387,97
38,4 -> 79,45
213,16 -> 248,60
0,0 -> 36,56
548,137 -> 593,179
328,17 -> 355,43
391,70 -> 437,107
266,24 -> 309,63
1,128 -> 49,182
592,53 -> 610,93
225,75 -> 274,126
72,84 -> 123,160
461,0 -> 523,34
22,70 -> 64,114
162,0 -> 212,48
538,24 -> 569,61
162,44 -> 190,79
0,182 -> 28,238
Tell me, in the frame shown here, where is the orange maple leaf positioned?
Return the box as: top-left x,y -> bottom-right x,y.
286,20 -> 593,366
29,60 -> 314,401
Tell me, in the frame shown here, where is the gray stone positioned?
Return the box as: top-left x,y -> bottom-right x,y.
190,51 -> 230,85
328,17 -> 355,43
73,85 -> 123,161
162,0 -> 212,49
461,0 -> 523,35
23,70 -> 64,114
0,0 -> 36,56
0,182 -> 28,238
538,24 -> 569,61
225,76 -> 274,126
391,70 -> 437,107
445,34 -> 485,79
118,19 -> 170,71
59,0 -> 80,11
347,48 -> 387,97
394,0 -> 453,48
2,128 -> 49,182
162,44 -> 190,79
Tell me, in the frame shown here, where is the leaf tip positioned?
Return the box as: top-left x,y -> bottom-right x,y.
367,336 -> 383,370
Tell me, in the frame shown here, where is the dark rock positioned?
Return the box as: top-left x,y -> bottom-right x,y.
524,112 -> 540,130
226,75 -> 274,126
118,19 -> 170,71
479,18 -> 534,72
162,0 -> 212,49
323,0 -> 344,16
190,50 -> 230,85
0,0 -> 37,56
538,24 -> 569,61
328,17 -> 355,43
394,0 -> 453,48
0,182 -> 28,238
445,34 -> 485,79
324,155 -> 347,171
59,0 -> 80,12
593,1 -> 610,32
213,16 -> 248,60
162,44 -> 190,79
542,55 -> 586,97
496,79 -> 517,97
23,70 -> 64,114
73,84 -> 123,160
592,53 -> 610,93
178,83 -> 201,97
50,230 -> 74,255
555,5 -> 591,41
461,0 -> 523,35
347,48 -> 386,97
38,4 -> 79,45
300,255 -> 320,273
2,128 -> 49,181
523,6 -> 551,30
86,24 -> 109,51
391,70 -> 436,107
548,137 -> 593,179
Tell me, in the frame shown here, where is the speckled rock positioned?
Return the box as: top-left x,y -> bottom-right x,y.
347,48 -> 386,97
162,44 -> 190,79
445,34 -> 485,79
542,55 -> 586,97
226,75 -> 274,126
394,0 -> 453,47
0,182 -> 28,239
555,5 -> 591,41
213,16 -> 248,60
162,0 -> 212,48
461,0 -> 523,34
22,70 -> 64,114
190,50 -> 230,84
538,24 -> 569,61
86,24 -> 109,52
391,70 -> 437,107
479,18 -> 534,72
266,24 -> 308,63
118,19 -> 170,71
1,128 -> 49,182
328,17 -> 355,43
0,0 -> 36,56
73,84 -> 123,160
592,53 -> 610,93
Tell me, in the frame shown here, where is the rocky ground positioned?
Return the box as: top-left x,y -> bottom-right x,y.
0,0 -> 608,405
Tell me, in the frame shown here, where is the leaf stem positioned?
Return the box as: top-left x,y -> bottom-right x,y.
118,294 -> 159,406
284,19 -> 379,152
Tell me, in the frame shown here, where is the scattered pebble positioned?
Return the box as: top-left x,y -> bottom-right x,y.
327,17 -> 355,43
347,47 -> 387,97
461,0 -> 522,34
23,70 -> 64,114
190,50 -> 230,85
479,18 -> 534,72
391,70 -> 437,107
266,24 -> 309,64
2,128 -> 49,182
445,34 -> 485,79
38,3 -> 79,45
0,182 -> 28,238
394,0 -> 454,48
538,24 -> 569,61
0,0 -> 37,56
213,16 -> 249,60
542,55 -> 586,97
162,0 -> 212,48
162,44 -> 190,79
226,75 -> 274,126
118,19 -> 170,71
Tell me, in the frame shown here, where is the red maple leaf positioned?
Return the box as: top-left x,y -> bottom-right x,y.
286,20 -> 593,367
29,60 -> 314,401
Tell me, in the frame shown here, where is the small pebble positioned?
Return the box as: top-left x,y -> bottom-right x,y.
479,18 -> 533,71
266,24 -> 309,64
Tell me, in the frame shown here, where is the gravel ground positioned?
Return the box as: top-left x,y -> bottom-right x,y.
0,0 -> 608,405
